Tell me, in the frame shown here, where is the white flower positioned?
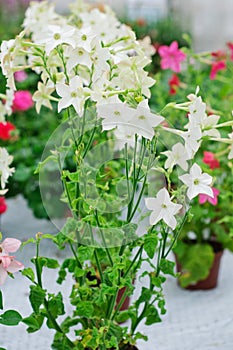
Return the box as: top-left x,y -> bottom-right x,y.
96,99 -> 135,131
113,125 -> 137,150
162,142 -> 190,171
179,163 -> 213,200
128,99 -> 164,140
67,47 -> 92,72
138,36 -> 156,59
181,127 -> 202,158
74,27 -> 96,53
0,148 -> 15,190
36,24 -> 76,54
23,1 -> 59,35
228,131 -> 233,159
33,82 -> 55,113
56,76 -> 90,116
145,188 -> 182,230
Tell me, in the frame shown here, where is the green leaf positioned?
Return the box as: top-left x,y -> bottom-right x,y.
144,235 -> 158,259
0,291 -> 3,310
77,246 -> 94,264
135,287 -> 151,307
21,268 -> 35,282
39,257 -> 60,269
145,305 -> 161,325
29,285 -> 46,314
22,314 -> 44,333
160,258 -> 175,276
75,301 -> 94,318
0,310 -> 22,326
174,242 -> 215,287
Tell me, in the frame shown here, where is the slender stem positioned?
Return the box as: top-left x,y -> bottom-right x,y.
95,210 -> 113,267
123,245 -> 143,279
164,211 -> 189,258
111,286 -> 129,321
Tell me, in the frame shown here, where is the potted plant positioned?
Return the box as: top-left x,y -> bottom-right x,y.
0,1 -> 232,349
150,39 -> 233,289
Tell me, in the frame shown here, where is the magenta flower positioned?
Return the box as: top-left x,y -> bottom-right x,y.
158,41 -> 186,73
227,42 -> 233,61
12,90 -> 34,112
210,60 -> 226,80
0,238 -> 24,285
199,187 -> 220,206
14,71 -> 28,83
203,151 -> 220,169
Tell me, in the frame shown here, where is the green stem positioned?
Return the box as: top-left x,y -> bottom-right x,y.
95,210 -> 113,267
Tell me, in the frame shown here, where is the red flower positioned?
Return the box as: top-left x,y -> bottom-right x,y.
0,197 -> 7,214
0,122 -> 16,140
211,50 -> 226,60
203,151 -> 220,169
12,90 -> 34,112
227,42 -> 233,61
210,60 -> 226,80
168,74 -> 180,95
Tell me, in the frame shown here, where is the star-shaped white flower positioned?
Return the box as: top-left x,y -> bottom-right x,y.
37,24 -> 76,54
56,76 -> 90,116
145,188 -> 182,230
96,99 -> 135,131
179,163 -> 213,200
162,142 -> 190,170
128,99 -> 164,140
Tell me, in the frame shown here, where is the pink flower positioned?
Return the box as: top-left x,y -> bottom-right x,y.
227,42 -> 233,61
0,197 -> 7,214
14,70 -> 28,82
203,151 -> 220,169
199,187 -> 220,206
210,60 -> 226,80
168,74 -> 180,95
12,90 -> 34,112
0,238 -> 24,285
158,41 -> 186,73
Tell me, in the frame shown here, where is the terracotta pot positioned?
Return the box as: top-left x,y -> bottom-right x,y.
87,272 -> 132,311
175,241 -> 224,290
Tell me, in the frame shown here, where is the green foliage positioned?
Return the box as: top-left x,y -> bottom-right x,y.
0,310 -> 22,326
174,241 -> 215,287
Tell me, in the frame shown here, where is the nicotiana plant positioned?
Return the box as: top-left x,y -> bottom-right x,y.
0,1 -> 233,349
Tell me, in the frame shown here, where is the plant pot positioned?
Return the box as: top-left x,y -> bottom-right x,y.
175,240 -> 224,290
87,272 -> 132,311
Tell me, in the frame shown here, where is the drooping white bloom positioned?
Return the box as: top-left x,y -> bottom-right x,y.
0,148 -> 15,191
179,163 -> 213,200
137,36 -> 156,59
181,127 -> 202,158
145,188 -> 182,230
33,82 -> 55,113
162,142 -> 190,170
56,76 -> 90,116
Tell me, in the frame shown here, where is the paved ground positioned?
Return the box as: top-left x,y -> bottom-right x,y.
1,195 -> 233,350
